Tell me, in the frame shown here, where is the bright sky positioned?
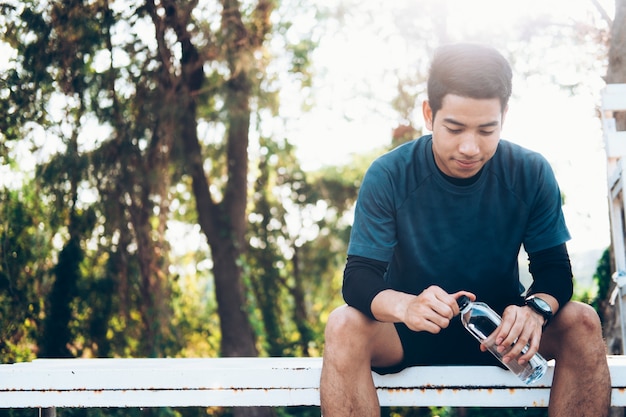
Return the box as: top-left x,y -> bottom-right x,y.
287,0 -> 615,257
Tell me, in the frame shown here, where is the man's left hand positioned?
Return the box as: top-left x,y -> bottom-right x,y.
480,293 -> 558,365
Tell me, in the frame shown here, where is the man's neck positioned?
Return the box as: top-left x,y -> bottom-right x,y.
436,164 -> 483,186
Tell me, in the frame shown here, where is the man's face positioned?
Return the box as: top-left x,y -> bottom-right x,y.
423,94 -> 506,179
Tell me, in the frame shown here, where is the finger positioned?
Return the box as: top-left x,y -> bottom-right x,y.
405,291 -> 455,332
422,287 -> 458,320
495,307 -> 518,347
499,308 -> 541,364
497,308 -> 529,362
517,325 -> 542,364
504,327 -> 534,364
450,291 -> 476,315
406,310 -> 451,334
451,290 -> 476,302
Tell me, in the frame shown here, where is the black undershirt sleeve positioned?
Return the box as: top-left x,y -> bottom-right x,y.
526,243 -> 574,309
342,255 -> 391,320
342,243 -> 573,320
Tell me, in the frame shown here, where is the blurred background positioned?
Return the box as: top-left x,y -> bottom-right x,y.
0,0 -> 623,416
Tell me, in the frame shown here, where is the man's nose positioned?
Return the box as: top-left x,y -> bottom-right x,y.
458,133 -> 480,157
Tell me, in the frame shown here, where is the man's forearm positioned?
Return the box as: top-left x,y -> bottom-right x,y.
370,289 -> 417,323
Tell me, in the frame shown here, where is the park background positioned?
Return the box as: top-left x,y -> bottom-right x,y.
0,0 -> 624,416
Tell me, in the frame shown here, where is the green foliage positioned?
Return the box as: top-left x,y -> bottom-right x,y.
276,406 -> 321,417
592,247 -> 612,311
245,136 -> 355,357
382,406 -> 548,417
460,408 -> 547,417
1,0 -> 326,366
0,186 -> 53,363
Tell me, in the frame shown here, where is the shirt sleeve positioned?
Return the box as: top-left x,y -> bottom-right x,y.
342,255 -> 391,320
526,243 -> 573,309
523,155 -> 571,253
347,160 -> 398,262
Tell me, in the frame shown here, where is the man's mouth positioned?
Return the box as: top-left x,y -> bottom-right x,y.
455,159 -> 480,169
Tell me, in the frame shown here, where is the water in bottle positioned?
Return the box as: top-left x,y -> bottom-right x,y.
456,295 -> 547,385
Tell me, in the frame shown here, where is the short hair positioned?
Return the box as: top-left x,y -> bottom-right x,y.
427,43 -> 512,118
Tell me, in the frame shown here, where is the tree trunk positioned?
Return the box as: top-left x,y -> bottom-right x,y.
177,57 -> 259,359
291,247 -> 313,356
156,1 -> 276,414
606,0 -> 626,87
179,58 -> 273,417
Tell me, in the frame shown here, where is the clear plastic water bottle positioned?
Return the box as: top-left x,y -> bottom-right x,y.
456,295 -> 548,385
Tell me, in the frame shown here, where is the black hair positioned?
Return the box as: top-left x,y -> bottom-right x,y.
427,43 -> 512,118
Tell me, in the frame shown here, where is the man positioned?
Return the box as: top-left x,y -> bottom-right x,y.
320,43 -> 611,417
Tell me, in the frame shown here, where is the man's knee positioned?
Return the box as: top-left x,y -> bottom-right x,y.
325,305 -> 374,342
543,301 -> 605,359
553,301 -> 602,336
324,305 -> 403,369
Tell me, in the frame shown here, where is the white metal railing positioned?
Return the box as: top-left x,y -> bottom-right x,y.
602,83 -> 626,353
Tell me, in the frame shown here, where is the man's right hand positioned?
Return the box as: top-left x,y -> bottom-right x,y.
370,286 -> 475,334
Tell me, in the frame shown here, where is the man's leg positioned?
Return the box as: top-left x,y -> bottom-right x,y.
320,305 -> 404,417
540,301 -> 611,417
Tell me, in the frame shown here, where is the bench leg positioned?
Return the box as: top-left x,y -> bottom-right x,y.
39,408 -> 56,417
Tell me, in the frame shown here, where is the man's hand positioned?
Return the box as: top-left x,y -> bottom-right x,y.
484,304 -> 544,365
371,286 -> 475,334
487,294 -> 558,365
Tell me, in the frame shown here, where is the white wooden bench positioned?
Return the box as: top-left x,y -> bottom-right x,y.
1,356 -> 625,412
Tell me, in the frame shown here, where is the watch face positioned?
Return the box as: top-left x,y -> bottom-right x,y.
526,296 -> 552,327
532,297 -> 551,313
527,296 -> 552,317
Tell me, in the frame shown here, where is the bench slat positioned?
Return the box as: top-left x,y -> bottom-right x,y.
1,356 -> 624,408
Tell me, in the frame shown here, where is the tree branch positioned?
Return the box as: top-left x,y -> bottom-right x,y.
144,0 -> 176,89
590,0 -> 613,27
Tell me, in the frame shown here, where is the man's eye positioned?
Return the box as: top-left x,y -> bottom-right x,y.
480,130 -> 496,136
445,127 -> 462,134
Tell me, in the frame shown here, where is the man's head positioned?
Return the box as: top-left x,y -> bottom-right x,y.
427,43 -> 512,120
423,43 -> 512,179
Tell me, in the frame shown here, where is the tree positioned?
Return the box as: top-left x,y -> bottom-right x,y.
0,0 -> 180,358
606,0 -> 626,88
246,137 -> 359,357
168,0 -> 266,359
0,186 -> 52,363
1,1 -> 319,415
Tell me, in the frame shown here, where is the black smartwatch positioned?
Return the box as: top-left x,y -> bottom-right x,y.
525,295 -> 553,328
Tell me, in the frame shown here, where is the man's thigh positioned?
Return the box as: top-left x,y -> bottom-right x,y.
328,305 -> 404,369
368,315 -> 404,369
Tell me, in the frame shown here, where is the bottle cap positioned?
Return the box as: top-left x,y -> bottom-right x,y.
457,295 -> 470,309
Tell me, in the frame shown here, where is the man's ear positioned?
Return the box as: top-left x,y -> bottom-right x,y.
501,104 -> 509,126
423,100 -> 434,131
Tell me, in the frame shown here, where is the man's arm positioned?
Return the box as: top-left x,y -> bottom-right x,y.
371,286 -> 472,333
526,242 -> 574,316
494,243 -> 573,364
343,255 -> 473,332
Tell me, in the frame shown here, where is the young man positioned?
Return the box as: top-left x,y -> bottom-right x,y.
320,43 -> 611,417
